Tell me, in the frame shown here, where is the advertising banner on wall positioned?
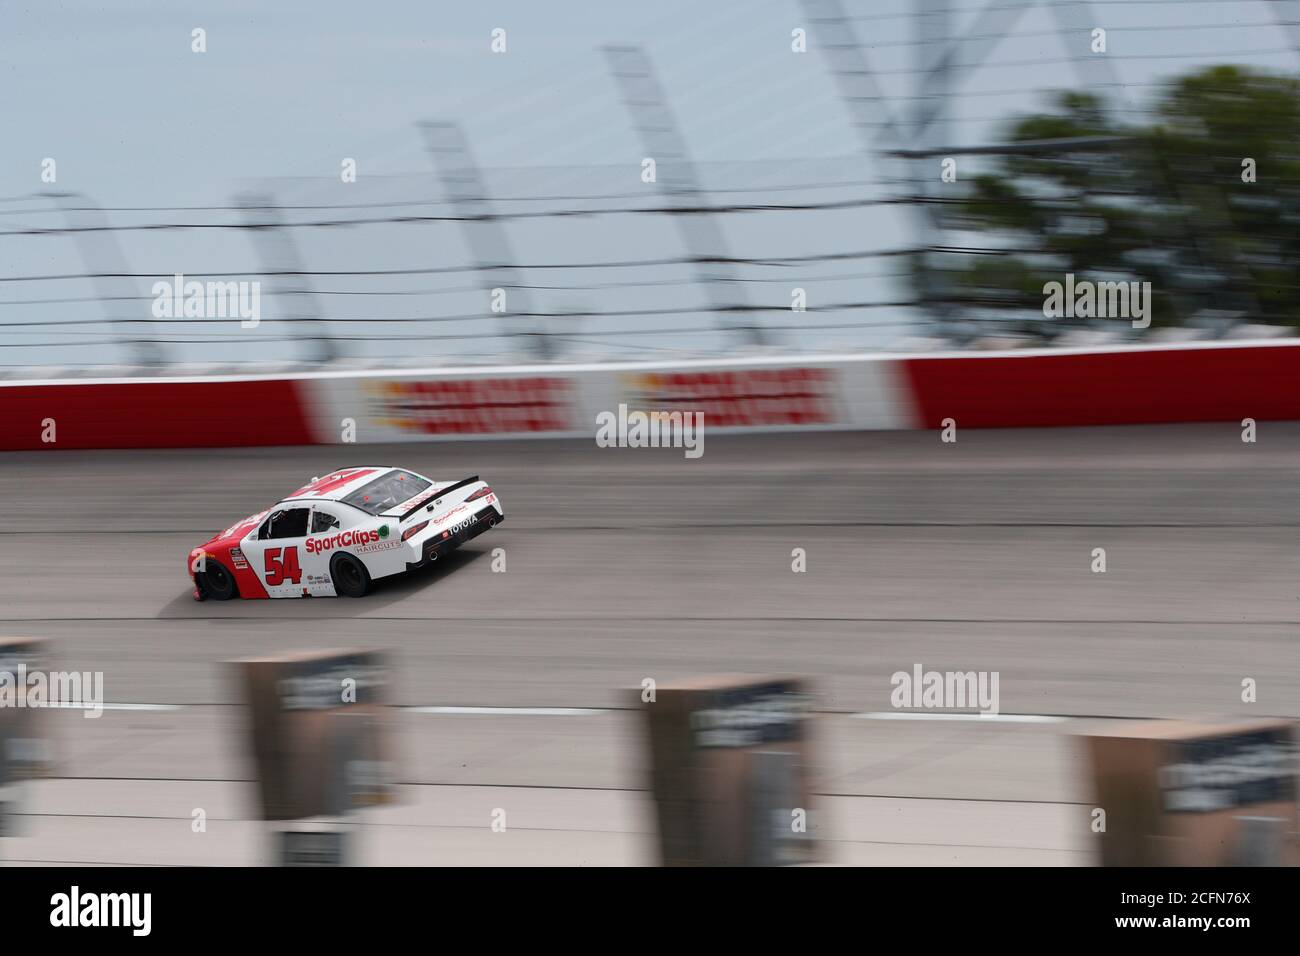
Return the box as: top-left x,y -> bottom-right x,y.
301,372 -> 586,442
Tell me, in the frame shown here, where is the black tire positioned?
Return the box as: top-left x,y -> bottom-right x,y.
200,559 -> 238,601
331,553 -> 371,598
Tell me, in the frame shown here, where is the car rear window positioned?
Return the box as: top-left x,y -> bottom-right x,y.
340,470 -> 431,515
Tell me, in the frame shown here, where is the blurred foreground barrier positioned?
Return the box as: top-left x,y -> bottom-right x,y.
0,637 -> 55,839
642,675 -> 818,866
1084,719 -> 1299,866
234,649 -> 397,866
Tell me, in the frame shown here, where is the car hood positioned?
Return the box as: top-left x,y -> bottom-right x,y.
200,510 -> 268,549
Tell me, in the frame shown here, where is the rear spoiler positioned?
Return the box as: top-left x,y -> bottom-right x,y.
397,476 -> 480,522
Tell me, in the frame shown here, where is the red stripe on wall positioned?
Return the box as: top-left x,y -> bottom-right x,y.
0,379 -> 316,450
902,345 -> 1300,429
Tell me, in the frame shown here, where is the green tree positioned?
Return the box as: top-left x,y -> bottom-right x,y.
934,66 -> 1300,338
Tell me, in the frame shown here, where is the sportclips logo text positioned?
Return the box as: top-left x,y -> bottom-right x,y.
305,528 -> 382,555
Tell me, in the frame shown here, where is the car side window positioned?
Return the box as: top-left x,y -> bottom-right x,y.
311,509 -> 341,534
262,508 -> 310,539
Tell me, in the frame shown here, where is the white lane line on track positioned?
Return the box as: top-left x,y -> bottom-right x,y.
41,702 -> 182,712
44,705 -> 1064,721
42,704 -> 606,715
407,706 -> 609,716
852,712 -> 1066,723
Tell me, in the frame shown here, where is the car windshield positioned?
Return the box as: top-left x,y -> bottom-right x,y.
340,470 -> 431,515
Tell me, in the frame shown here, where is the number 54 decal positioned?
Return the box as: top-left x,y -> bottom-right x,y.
264,547 -> 303,586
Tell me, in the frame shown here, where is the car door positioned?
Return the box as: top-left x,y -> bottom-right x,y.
302,504 -> 347,595
241,505 -> 312,598
302,503 -> 402,586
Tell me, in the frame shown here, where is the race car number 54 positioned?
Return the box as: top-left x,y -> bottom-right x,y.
265,547 -> 303,586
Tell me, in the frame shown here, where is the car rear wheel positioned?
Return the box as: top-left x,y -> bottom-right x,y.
200,559 -> 238,600
331,553 -> 371,598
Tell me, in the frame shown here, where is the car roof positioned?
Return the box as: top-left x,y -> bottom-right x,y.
280,467 -> 397,505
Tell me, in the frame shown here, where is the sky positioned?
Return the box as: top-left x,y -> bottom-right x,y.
1,0 -> 1296,371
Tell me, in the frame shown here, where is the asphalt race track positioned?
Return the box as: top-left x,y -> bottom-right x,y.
2,424 -> 1298,865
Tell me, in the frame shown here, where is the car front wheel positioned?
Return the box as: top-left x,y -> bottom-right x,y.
200,559 -> 238,600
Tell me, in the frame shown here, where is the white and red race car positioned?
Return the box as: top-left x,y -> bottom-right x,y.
187,466 -> 503,599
